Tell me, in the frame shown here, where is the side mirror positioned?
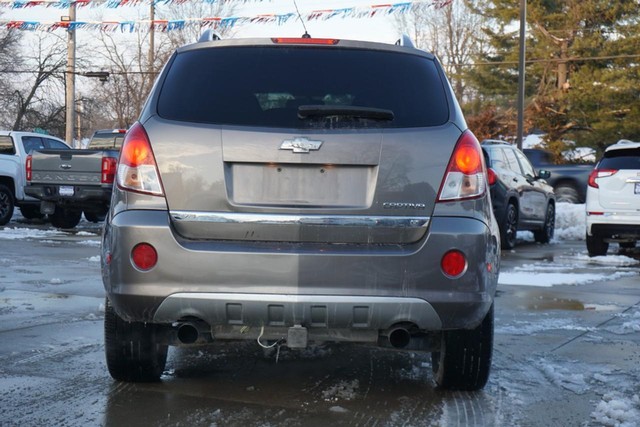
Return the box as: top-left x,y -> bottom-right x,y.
538,170 -> 551,180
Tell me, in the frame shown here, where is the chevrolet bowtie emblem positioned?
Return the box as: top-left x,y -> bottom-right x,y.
279,137 -> 323,153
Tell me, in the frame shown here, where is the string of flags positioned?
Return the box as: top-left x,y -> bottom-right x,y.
0,1 -> 452,32
0,0 -> 271,8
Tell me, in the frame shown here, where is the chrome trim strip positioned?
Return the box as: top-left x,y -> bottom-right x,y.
626,178 -> 640,183
170,211 -> 430,228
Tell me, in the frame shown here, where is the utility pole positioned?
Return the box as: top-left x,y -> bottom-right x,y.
149,1 -> 155,73
516,0 -> 526,150
64,1 -> 76,146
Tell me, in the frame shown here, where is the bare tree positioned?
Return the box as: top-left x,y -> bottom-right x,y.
396,1 -> 487,103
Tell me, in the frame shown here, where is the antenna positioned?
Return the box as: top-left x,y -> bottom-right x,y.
293,0 -> 311,38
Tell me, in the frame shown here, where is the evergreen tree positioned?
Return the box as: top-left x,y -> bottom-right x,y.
466,0 -> 640,156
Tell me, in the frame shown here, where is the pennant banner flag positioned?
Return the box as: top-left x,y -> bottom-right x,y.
0,0 -> 271,8
0,1 -> 452,32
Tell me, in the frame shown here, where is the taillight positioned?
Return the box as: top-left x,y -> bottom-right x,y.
441,250 -> 467,278
271,37 -> 340,45
588,169 -> 617,188
487,168 -> 497,186
26,154 -> 32,181
101,157 -> 117,184
437,130 -> 486,201
131,243 -> 157,271
117,122 -> 164,196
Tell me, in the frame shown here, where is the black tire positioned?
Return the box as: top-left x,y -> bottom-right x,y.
104,298 -> 168,382
84,210 -> 107,223
432,304 -> 494,391
586,234 -> 609,257
500,203 -> 518,250
0,183 -> 15,226
534,203 -> 555,244
554,185 -> 580,204
20,205 -> 44,220
50,207 -> 82,229
619,242 -> 636,249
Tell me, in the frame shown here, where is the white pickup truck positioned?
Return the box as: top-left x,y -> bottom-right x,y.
0,130 -> 70,225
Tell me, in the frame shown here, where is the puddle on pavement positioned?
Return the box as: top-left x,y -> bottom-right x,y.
516,290 -> 585,311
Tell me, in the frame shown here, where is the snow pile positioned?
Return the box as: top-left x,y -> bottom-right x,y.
537,358 -> 589,394
553,202 -> 587,241
621,311 -> 640,333
591,393 -> 640,427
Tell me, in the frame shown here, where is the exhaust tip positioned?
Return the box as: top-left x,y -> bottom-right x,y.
388,327 -> 411,349
177,323 -> 199,344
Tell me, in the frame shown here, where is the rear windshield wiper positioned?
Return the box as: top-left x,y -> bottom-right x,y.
297,105 -> 395,122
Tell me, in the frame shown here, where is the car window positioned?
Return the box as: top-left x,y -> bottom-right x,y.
502,148 -> 522,174
89,133 -> 125,150
515,150 -> 536,177
0,136 -> 16,155
599,148 -> 640,169
21,136 -> 45,154
44,139 -> 69,150
487,147 -> 508,169
158,46 -> 449,129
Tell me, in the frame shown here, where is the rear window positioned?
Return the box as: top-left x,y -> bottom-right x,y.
599,148 -> 640,170
89,132 -> 125,150
0,136 -> 15,155
157,46 -> 449,129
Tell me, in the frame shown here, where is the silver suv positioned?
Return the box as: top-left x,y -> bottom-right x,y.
101,36 -> 500,390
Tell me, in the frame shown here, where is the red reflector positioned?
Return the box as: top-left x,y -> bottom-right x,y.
131,243 -> 157,271
441,250 -> 467,278
587,212 -> 605,216
271,37 -> 340,45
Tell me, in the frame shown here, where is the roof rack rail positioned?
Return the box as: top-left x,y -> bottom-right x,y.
198,30 -> 222,43
395,34 -> 415,48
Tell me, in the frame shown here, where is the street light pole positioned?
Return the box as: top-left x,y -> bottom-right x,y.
65,2 -> 76,146
516,0 -> 526,150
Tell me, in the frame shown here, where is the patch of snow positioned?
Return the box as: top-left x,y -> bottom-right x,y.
498,271 -> 636,287
496,318 -> 594,335
329,406 -> 349,413
75,231 -> 94,236
537,358 -> 589,394
50,278 -> 62,284
77,240 -> 101,247
322,380 -> 359,402
88,256 -> 100,262
554,202 -> 587,241
572,254 -> 640,266
0,227 -> 64,240
591,393 -> 640,427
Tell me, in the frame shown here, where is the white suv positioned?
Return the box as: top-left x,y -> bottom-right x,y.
586,140 -> 640,256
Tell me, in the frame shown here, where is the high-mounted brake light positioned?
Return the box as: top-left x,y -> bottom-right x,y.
271,37 -> 340,45
437,130 -> 486,202
117,122 -> 164,196
26,154 -> 32,182
588,169 -> 617,188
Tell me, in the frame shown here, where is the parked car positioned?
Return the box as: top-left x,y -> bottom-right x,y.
585,139 -> 640,256
482,140 -> 556,249
23,129 -> 123,228
0,130 -> 70,225
524,148 -> 593,203
101,35 -> 501,390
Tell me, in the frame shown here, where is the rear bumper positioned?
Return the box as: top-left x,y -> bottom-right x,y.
25,184 -> 112,206
102,210 -> 499,334
586,212 -> 640,239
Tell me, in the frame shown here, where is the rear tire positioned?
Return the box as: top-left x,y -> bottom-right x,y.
534,203 -> 555,244
0,184 -> 15,226
431,304 -> 494,391
554,185 -> 580,204
50,207 -> 82,229
104,298 -> 168,382
84,210 -> 107,223
500,203 -> 518,249
20,205 -> 44,220
586,234 -> 609,257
